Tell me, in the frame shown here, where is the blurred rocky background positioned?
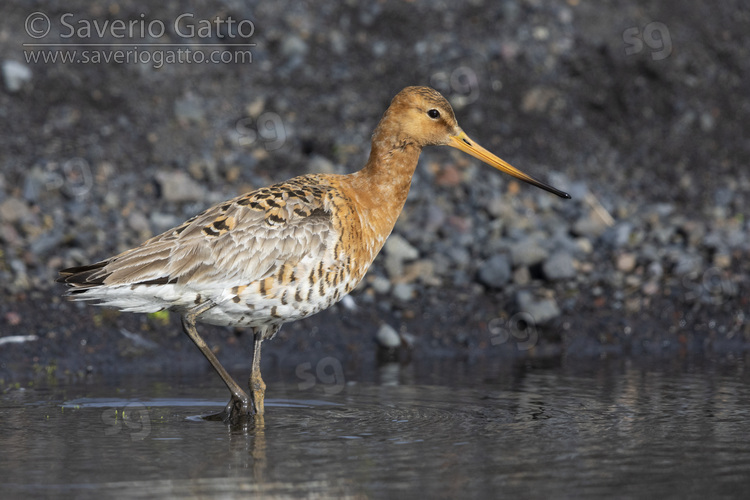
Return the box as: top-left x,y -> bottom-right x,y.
0,0 -> 748,381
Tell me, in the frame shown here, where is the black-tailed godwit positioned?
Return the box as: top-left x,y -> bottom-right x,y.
58,86 -> 570,422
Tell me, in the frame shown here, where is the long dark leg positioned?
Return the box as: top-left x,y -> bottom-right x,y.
249,325 -> 278,415
181,302 -> 251,417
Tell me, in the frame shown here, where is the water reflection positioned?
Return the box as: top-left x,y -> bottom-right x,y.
1,360 -> 749,498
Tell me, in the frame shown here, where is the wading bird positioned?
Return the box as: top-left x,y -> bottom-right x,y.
58,86 -> 570,423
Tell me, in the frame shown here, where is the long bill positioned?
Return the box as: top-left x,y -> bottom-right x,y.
448,131 -> 571,199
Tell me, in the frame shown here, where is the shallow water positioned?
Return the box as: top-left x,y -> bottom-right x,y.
2,361 -> 750,499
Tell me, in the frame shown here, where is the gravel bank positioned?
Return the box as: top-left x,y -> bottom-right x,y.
1,1 -> 748,381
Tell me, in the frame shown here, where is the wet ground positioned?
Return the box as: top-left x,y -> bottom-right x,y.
3,361 -> 750,499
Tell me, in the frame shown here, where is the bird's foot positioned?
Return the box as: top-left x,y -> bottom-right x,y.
204,392 -> 254,425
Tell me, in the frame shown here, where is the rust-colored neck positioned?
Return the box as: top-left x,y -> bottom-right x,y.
348,109 -> 422,216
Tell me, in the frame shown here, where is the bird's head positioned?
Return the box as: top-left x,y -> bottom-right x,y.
388,86 -> 570,199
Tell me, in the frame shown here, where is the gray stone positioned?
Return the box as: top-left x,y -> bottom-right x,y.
155,171 -> 206,203
513,266 -> 531,285
516,290 -> 561,324
174,96 -> 205,124
30,230 -> 63,255
674,254 -> 704,276
647,261 -> 664,278
400,331 -> 417,348
446,246 -> 471,268
384,234 -> 419,279
384,234 -> 419,261
478,254 -> 512,288
0,197 -> 28,224
392,283 -> 415,302
572,214 -> 609,238
128,211 -> 151,234
370,275 -> 391,294
2,60 -> 32,92
510,238 -> 549,267
542,251 -> 576,280
575,237 -> 593,254
602,222 -> 633,248
22,167 -> 48,203
280,35 -> 309,71
424,204 -> 446,233
307,155 -> 337,175
150,212 -> 182,233
281,35 -> 309,58
616,252 -> 637,273
376,324 -> 401,349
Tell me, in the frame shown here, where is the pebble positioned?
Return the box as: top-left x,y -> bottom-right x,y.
369,275 -> 391,294
424,204 -> 446,233
173,96 -> 205,124
402,260 -> 440,286
542,251 -> 577,280
616,253 -> 637,273
155,171 -> 206,203
478,254 -> 512,288
515,290 -> 561,324
399,331 -> 417,349
280,35 -> 309,71
127,211 -> 151,234
642,280 -> 660,296
513,266 -> 531,285
281,35 -> 309,58
307,155 -> 337,175
384,234 -> 419,261
572,213 -> 610,237
575,237 -> 594,254
602,222 -> 633,248
376,324 -> 401,349
647,261 -> 664,278
435,165 -> 462,187
521,86 -> 562,114
446,246 -> 471,268
392,283 -> 415,302
510,238 -> 549,267
0,197 -> 28,224
22,167 -> 48,203
384,233 -> 419,278
2,60 -> 32,92
29,231 -> 63,255
713,252 -> 731,269
673,254 -> 704,276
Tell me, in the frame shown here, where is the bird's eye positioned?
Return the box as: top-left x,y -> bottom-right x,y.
427,109 -> 440,119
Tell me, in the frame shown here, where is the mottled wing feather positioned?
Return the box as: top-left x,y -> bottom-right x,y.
60,175 -> 335,292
